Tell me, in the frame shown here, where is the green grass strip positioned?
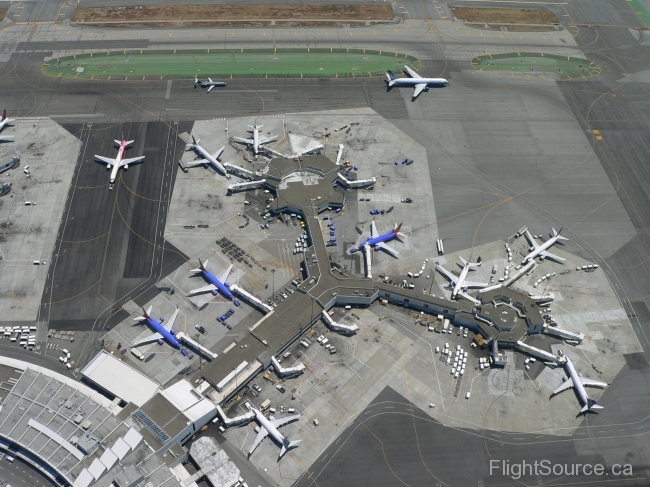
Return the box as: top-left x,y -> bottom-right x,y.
471,52 -> 599,80
43,48 -> 421,80
626,0 -> 650,27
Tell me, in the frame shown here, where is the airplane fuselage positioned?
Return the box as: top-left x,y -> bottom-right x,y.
524,235 -> 561,263
252,126 -> 260,154
389,78 -> 448,88
0,118 -> 13,133
202,268 -> 235,300
452,265 -> 471,298
144,316 -> 182,349
563,356 -> 589,408
110,141 -> 127,184
361,230 -> 398,250
192,142 -> 226,174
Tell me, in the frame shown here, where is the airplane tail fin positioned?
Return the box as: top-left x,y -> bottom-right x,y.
192,135 -> 199,145
190,258 -> 207,273
134,306 -> 152,321
280,440 -> 301,456
386,70 -> 397,87
582,399 -> 603,413
553,227 -> 569,241
459,256 -> 468,266
2,109 -> 6,121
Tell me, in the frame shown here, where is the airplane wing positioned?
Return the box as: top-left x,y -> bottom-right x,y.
132,332 -> 164,347
553,377 -> 574,394
184,158 -> 209,167
249,428 -> 269,455
370,220 -> 378,237
207,85 -> 215,93
270,414 -> 301,429
540,250 -> 565,263
260,135 -> 278,145
94,155 -> 116,166
412,84 -> 428,98
580,378 -> 608,388
212,146 -> 225,160
119,156 -> 145,168
218,264 -> 234,283
435,264 -> 457,284
162,307 -> 179,333
233,136 -> 253,145
0,136 -> 14,141
189,284 -> 217,295
524,230 -> 538,249
404,65 -> 422,79
376,241 -> 400,258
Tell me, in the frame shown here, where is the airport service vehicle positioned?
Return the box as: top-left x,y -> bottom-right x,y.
185,136 -> 226,174
385,65 -> 448,99
522,227 -> 569,264
188,259 -> 235,300
0,110 -> 15,142
132,306 -> 181,349
553,352 -> 607,413
194,76 -> 226,92
94,134 -> 145,189
435,257 -> 489,300
233,124 -> 278,156
351,221 -> 407,258
247,405 -> 301,458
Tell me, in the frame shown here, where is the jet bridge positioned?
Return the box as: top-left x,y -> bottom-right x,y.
176,332 -> 218,360
337,173 -> 377,189
230,284 -> 274,313
227,179 -> 266,193
223,163 -> 259,180
321,310 -> 358,335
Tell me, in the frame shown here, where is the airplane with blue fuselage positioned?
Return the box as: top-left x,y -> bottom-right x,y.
350,221 -> 406,257
188,259 -> 235,300
132,306 -> 181,349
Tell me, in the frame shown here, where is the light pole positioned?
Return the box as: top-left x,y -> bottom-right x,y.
271,269 -> 276,302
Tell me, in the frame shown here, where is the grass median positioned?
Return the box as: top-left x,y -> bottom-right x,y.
43,48 -> 420,80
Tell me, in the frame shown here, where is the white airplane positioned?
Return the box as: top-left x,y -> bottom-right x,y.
94,135 -> 145,189
553,351 -> 607,413
385,66 -> 448,99
522,227 -> 568,264
194,77 -> 226,93
0,109 -> 15,142
435,257 -> 488,299
248,405 -> 301,458
185,136 -> 226,174
233,124 -> 278,156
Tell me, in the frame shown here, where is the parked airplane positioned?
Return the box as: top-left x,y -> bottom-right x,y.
132,306 -> 181,349
351,221 -> 406,258
435,257 -> 488,299
233,124 -> 278,156
188,259 -> 235,300
194,77 -> 227,92
248,405 -> 301,458
0,110 -> 15,142
94,135 -> 145,189
185,136 -> 227,174
522,227 -> 568,264
553,351 -> 607,413
385,66 -> 448,99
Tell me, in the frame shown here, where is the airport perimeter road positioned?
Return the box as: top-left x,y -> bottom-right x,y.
0,454 -> 56,487
40,121 -> 190,369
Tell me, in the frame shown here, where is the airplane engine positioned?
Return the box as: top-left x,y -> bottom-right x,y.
106,164 -> 112,169
540,255 -> 546,260
211,289 -> 218,296
424,86 -> 430,92
374,245 -> 381,251
224,282 -> 231,288
529,246 -> 534,251
123,164 -> 129,170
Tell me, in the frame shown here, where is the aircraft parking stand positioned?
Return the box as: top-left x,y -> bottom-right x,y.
0,119 -> 81,323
